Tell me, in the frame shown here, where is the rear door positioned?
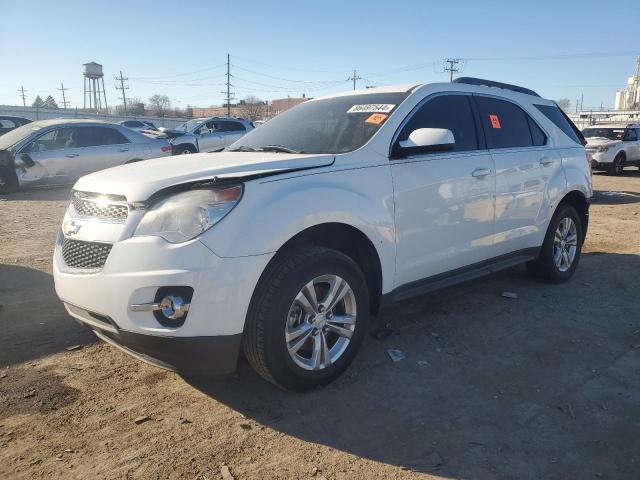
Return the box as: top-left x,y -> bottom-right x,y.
219,120 -> 248,146
74,126 -> 133,174
391,93 -> 496,287
474,95 -> 558,256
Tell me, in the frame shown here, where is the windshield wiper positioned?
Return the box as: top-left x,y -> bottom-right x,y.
227,145 -> 260,152
227,145 -> 303,154
257,145 -> 302,154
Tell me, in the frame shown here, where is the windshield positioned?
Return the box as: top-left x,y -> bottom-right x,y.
0,122 -> 41,151
229,92 -> 409,154
582,128 -> 625,141
174,119 -> 204,132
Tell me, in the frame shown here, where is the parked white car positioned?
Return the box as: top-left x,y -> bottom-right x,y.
163,117 -> 254,155
582,124 -> 640,175
0,119 -> 172,192
53,78 -> 592,391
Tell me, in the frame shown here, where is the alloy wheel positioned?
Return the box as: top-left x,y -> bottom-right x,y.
285,274 -> 357,371
553,217 -> 578,272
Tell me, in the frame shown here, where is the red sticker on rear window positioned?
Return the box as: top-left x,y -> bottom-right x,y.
489,114 -> 501,129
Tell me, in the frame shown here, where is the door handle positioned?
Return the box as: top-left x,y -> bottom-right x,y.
539,156 -> 553,166
472,168 -> 492,177
119,148 -> 129,152
65,153 -> 79,158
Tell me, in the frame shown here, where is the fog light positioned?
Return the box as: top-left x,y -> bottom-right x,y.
130,286 -> 194,327
159,295 -> 190,320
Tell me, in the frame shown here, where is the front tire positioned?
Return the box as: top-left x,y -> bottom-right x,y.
0,166 -> 19,194
242,246 -> 370,391
174,144 -> 196,155
607,153 -> 625,176
527,203 -> 583,283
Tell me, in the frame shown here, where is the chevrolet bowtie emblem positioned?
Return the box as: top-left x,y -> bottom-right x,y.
63,219 -> 81,236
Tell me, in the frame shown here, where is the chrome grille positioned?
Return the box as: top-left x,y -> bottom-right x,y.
72,195 -> 128,220
62,238 -> 112,269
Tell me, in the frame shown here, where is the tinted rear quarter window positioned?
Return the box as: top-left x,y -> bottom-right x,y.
475,97 -> 532,149
534,104 -> 585,145
399,95 -> 478,152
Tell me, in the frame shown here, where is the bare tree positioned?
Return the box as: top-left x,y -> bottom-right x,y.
556,98 -> 571,112
148,94 -> 171,117
238,95 -> 266,121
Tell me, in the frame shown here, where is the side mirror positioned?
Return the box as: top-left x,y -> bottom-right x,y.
20,153 -> 35,168
395,128 -> 455,157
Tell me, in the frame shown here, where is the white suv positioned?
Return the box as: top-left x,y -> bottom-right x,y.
582,124 -> 640,175
53,78 -> 592,391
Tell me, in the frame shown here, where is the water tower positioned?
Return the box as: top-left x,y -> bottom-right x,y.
83,62 -> 108,111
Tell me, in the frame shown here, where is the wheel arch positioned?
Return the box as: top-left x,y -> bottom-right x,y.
265,222 -> 384,315
558,189 -> 589,242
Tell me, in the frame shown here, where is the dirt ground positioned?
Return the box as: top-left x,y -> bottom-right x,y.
1,170 -> 639,480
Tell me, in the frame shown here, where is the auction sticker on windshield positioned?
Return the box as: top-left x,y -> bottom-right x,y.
347,104 -> 396,114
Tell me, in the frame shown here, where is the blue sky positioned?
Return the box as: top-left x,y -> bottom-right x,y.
1,0 -> 639,111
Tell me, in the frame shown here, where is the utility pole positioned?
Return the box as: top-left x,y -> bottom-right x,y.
348,69 -> 361,90
57,82 -> 70,109
18,86 -> 27,107
444,58 -> 461,82
115,70 -> 129,115
223,53 -> 234,117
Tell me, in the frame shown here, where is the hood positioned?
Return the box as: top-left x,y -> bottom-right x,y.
73,152 -> 334,201
584,137 -> 621,147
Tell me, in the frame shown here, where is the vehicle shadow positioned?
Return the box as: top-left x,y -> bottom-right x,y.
0,184 -> 72,202
591,189 -> 640,204
188,251 -> 640,479
0,263 -> 95,367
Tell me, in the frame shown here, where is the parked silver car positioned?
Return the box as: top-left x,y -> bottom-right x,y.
164,117 -> 254,154
0,119 -> 172,192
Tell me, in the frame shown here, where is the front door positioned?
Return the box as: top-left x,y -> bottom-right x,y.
391,93 -> 496,287
18,127 -> 83,185
196,120 -> 225,152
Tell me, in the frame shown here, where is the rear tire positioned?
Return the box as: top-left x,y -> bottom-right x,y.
0,166 -> 19,194
242,246 -> 369,392
527,203 -> 583,283
607,153 -> 625,176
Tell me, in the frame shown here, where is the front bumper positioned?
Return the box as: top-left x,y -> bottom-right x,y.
53,231 -> 273,375
93,321 -> 241,376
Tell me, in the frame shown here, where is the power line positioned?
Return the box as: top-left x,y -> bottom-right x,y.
347,69 -> 361,90
57,82 -> 70,108
18,86 -> 27,107
128,63 -> 226,81
115,70 -> 129,114
443,58 -> 461,82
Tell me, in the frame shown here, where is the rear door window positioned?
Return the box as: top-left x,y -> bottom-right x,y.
397,94 -> 479,153
475,97 -> 533,149
76,127 -> 130,147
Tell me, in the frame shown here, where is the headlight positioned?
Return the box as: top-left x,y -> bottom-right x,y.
596,145 -> 609,152
134,185 -> 242,243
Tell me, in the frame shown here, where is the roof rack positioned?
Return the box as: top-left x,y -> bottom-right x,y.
453,77 -> 540,97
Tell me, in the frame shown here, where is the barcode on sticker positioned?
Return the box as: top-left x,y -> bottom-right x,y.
347,104 -> 396,114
